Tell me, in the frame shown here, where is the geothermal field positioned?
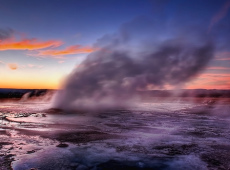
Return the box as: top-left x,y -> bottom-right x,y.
0,90 -> 230,170
1,1 -> 230,170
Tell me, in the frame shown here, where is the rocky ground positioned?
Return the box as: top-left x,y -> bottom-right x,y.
0,98 -> 230,170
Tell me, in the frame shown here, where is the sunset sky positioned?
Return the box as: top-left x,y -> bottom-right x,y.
0,0 -> 229,89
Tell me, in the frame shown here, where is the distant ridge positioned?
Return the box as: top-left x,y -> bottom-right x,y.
139,89 -> 230,98
0,88 -> 230,99
0,89 -> 52,99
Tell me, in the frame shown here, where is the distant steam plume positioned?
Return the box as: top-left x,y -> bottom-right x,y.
54,17 -> 214,110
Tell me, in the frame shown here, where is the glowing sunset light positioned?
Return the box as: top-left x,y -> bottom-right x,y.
0,0 -> 229,90
0,69 -> 64,89
0,38 -> 63,51
186,73 -> 230,89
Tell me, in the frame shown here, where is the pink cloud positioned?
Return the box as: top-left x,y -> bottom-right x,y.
37,65 -> 44,69
215,51 -> 230,60
58,60 -> 65,64
209,0 -> 230,31
26,64 -> 44,69
207,66 -> 230,70
27,64 -> 35,68
0,61 -> 5,65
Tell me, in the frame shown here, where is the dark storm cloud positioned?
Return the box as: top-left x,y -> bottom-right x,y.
0,28 -> 13,40
53,17 -> 215,110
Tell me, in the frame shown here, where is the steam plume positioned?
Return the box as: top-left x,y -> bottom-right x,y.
54,17 -> 214,110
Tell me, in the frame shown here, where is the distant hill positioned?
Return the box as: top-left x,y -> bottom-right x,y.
0,88 -> 229,99
139,89 -> 230,98
0,89 -> 52,99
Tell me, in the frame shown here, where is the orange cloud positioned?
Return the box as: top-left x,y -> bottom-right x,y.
8,63 -> 18,70
38,45 -> 95,56
0,38 -> 62,51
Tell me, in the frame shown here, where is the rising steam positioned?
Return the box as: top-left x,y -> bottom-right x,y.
54,17 -> 215,110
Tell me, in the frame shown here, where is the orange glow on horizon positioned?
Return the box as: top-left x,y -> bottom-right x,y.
0,80 -> 60,89
0,67 -> 64,89
185,82 -> 230,89
185,73 -> 230,90
0,68 -> 229,90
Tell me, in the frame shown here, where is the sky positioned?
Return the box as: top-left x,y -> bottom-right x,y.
0,0 -> 229,89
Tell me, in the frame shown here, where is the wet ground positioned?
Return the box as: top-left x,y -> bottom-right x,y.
0,98 -> 230,170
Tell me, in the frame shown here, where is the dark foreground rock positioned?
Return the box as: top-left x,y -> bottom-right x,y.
56,143 -> 69,148
0,142 -> 14,170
